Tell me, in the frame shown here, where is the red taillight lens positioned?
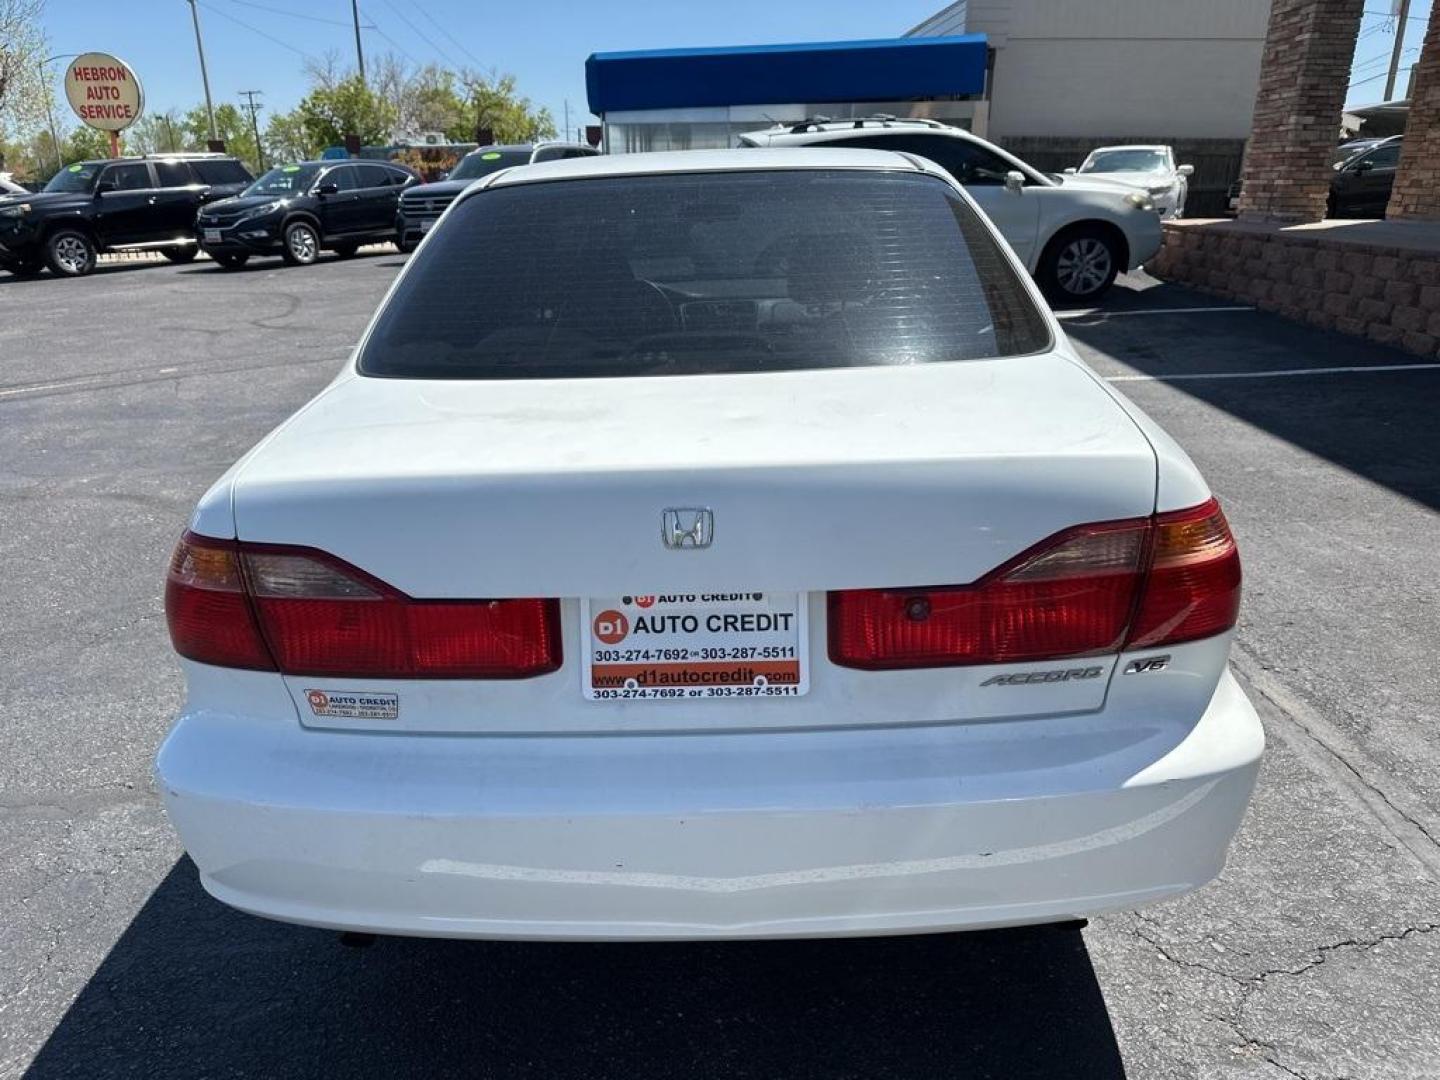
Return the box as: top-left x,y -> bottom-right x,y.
1127,498 -> 1241,649
829,521 -> 1148,670
164,533 -> 561,679
165,534 -> 275,670
829,498 -> 1241,670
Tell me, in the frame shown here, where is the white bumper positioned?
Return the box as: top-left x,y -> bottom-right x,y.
157,667 -> 1262,940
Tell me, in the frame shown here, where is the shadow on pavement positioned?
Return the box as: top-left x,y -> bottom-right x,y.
0,261 -> 165,285
1065,282 -> 1440,512
24,859 -> 1126,1080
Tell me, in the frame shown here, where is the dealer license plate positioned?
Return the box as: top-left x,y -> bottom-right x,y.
582,593 -> 808,701
203,229 -> 222,244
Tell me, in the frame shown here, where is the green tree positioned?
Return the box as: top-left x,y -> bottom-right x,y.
295,76 -> 396,151
263,108 -> 315,164
180,103 -> 260,170
0,0 -> 50,146
455,71 -> 555,144
63,124 -> 110,161
126,109 -> 185,156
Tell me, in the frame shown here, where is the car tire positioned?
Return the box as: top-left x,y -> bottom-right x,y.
332,242 -> 359,259
1037,226 -> 1121,304
281,221 -> 321,266
212,253 -> 249,270
43,229 -> 97,277
396,238 -> 418,254
161,246 -> 198,263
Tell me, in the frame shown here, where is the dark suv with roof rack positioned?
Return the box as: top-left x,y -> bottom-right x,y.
0,154 -> 252,277
395,142 -> 598,252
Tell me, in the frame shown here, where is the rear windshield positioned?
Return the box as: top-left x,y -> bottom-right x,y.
359,169 -> 1050,380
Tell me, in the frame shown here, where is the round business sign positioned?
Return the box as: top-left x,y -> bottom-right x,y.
64,52 -> 144,132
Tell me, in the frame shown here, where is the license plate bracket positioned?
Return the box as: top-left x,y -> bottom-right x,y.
581,593 -> 809,701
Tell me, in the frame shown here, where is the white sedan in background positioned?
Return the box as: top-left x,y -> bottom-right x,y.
157,149 -> 1261,941
1071,145 -> 1194,220
740,119 -> 1163,303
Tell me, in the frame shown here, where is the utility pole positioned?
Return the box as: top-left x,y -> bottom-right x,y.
352,0 -> 366,84
186,0 -> 218,143
563,100 -> 570,143
40,54 -> 76,173
1384,0 -> 1414,101
239,90 -> 265,172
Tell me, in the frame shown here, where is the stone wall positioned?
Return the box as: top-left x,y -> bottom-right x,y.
1149,220 -> 1440,357
1388,12 -> 1440,220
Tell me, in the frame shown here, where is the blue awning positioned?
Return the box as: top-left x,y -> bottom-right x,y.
586,35 -> 988,114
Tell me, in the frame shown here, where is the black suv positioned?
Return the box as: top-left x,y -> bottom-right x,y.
0,154 -> 253,277
395,142 -> 597,251
197,160 -> 418,268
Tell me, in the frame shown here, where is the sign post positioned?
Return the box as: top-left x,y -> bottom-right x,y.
63,52 -> 144,158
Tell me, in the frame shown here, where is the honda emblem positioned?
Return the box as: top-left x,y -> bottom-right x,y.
662,508 -> 713,550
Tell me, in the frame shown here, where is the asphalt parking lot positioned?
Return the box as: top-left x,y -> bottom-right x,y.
3,252 -> 1439,1080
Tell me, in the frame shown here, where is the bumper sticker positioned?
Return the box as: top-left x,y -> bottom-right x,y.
305,689 -> 399,720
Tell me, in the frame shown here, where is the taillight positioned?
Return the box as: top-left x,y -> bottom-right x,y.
1127,499 -> 1241,648
829,498 -> 1240,670
166,534 -> 274,671
165,532 -> 561,678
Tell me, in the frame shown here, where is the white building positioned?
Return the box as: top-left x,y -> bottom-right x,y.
908,0 -> 1270,140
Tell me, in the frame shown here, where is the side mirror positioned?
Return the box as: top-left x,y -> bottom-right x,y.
315,182 -> 339,196
94,180 -> 116,196
1178,164 -> 1195,177
1062,166 -> 1077,174
1004,170 -> 1026,195
1352,161 -> 1372,175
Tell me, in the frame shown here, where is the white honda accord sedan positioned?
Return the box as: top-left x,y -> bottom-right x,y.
157,149 -> 1262,940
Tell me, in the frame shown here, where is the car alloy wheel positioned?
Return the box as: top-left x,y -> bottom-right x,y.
1055,237 -> 1113,297
45,231 -> 96,277
284,223 -> 319,266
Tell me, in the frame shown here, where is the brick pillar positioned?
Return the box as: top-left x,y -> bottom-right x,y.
1237,0 -> 1366,222
1387,12 -> 1440,219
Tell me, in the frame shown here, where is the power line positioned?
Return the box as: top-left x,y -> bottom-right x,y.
1361,6 -> 1429,19
376,0 -> 463,69
360,12 -> 422,67
197,1 -> 313,58
1349,46 -> 1420,88
224,0 -> 372,28
409,0 -> 485,69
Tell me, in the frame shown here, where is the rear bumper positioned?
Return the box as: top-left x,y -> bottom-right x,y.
157,668 -> 1262,940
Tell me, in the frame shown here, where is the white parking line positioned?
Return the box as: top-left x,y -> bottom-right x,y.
1106,362 -> 1440,383
1057,305 -> 1256,319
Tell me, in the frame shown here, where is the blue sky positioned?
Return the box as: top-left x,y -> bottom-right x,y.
39,0 -> 1433,135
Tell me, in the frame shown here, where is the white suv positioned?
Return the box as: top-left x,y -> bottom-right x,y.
740,118 -> 1162,303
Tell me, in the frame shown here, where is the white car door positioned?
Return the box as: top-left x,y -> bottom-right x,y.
824,132 -> 1042,268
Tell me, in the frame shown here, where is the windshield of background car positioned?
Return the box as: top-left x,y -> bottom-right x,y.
450,149 -> 532,181
43,163 -> 102,193
242,165 -> 322,196
359,169 -> 1051,380
1082,150 -> 1168,173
